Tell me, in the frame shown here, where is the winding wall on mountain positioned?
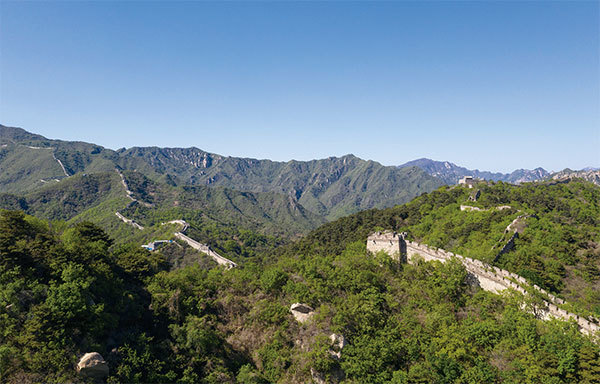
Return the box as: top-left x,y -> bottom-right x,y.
406,241 -> 599,336
367,233 -> 600,337
114,169 -> 236,269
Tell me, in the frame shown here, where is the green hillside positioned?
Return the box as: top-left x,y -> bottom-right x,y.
2,204 -> 599,383
118,147 -> 443,220
0,144 -> 69,193
0,169 -> 323,263
119,170 -> 324,237
294,179 -> 600,318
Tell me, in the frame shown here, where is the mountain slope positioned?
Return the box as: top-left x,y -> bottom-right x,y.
0,169 -> 324,255
3,195 -> 600,383
0,144 -> 70,193
120,147 -> 443,219
295,179 -> 600,319
0,124 -> 443,219
398,158 -> 549,184
117,170 -> 325,238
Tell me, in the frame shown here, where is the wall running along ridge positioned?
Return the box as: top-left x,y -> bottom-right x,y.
174,232 -> 236,269
114,169 -> 236,269
366,232 -> 599,337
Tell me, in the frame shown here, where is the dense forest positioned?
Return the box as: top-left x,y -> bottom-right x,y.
1,179 -> 600,383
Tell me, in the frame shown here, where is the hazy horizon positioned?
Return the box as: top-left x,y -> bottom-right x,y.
1,1 -> 598,173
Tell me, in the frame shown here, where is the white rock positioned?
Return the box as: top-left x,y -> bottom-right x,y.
290,303 -> 314,324
329,333 -> 347,359
77,352 -> 109,379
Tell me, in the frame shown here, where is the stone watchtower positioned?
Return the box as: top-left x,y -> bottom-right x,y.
366,231 -> 407,263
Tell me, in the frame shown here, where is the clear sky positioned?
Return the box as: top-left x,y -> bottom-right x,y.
1,1 -> 598,173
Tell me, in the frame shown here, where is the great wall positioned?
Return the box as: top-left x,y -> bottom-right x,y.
114,167 -> 598,334
16,144 -> 71,181
367,231 -> 600,337
114,169 -> 236,269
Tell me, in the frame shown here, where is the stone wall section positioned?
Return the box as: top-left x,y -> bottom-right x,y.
174,232 -> 237,269
366,232 -> 405,262
397,239 -> 599,336
494,232 -> 518,262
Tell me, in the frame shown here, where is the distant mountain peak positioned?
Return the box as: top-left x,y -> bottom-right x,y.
397,158 -> 549,185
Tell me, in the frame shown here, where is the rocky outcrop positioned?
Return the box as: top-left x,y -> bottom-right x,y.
311,368 -> 327,384
77,352 -> 109,379
551,169 -> 600,186
310,334 -> 347,383
290,303 -> 315,324
328,333 -> 347,359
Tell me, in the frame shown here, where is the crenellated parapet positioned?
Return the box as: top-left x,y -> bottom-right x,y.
366,231 -> 407,263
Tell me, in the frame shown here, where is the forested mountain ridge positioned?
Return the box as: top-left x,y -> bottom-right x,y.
116,169 -> 325,239
296,179 -> 600,319
0,170 -> 323,265
0,124 -> 443,219
119,147 -> 444,220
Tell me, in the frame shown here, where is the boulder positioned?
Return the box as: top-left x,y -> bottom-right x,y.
329,333 -> 347,359
290,303 -> 314,324
77,352 -> 109,379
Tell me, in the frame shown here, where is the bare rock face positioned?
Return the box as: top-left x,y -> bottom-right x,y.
77,352 -> 109,379
290,303 -> 314,324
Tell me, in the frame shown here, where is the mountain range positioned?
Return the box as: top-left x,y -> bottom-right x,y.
2,124 -> 600,383
397,158 -> 551,184
0,124 -> 443,223
1,124 -> 598,233
397,157 -> 600,186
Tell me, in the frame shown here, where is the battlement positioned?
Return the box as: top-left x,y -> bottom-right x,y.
366,231 -> 406,262
367,230 -> 403,242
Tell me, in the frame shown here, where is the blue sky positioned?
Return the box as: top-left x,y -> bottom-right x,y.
1,1 -> 598,172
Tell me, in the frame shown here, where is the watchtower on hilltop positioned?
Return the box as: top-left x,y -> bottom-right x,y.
366,231 -> 407,263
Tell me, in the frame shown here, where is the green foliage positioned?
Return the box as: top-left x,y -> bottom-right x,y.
111,244 -> 167,279
291,180 -> 600,317
2,179 -> 600,383
257,331 -> 292,382
260,268 -> 288,294
236,364 -> 269,384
